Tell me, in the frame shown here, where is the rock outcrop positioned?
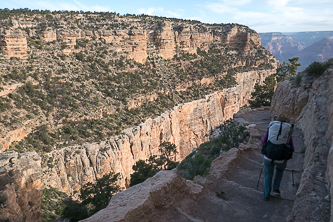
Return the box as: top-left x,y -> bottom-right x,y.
40,30 -> 57,42
1,16 -> 262,63
0,29 -> 27,59
81,170 -> 199,222
0,151 -> 43,222
270,68 -> 333,221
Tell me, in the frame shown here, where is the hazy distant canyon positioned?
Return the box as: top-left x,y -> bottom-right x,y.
260,31 -> 333,70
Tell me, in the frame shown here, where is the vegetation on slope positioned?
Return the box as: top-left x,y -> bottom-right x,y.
248,57 -> 301,108
0,9 -> 276,222
41,187 -> 68,222
0,9 -> 275,154
248,57 -> 333,108
129,142 -> 179,187
177,119 -> 248,180
41,172 -> 122,222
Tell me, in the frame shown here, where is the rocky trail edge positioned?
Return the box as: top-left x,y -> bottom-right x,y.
82,108 -> 305,222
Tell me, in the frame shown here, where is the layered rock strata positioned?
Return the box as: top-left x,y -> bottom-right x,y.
1,20 -> 262,63
0,29 -> 27,59
270,68 -> 333,221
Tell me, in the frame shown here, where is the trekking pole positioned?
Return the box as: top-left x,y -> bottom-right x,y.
256,163 -> 264,190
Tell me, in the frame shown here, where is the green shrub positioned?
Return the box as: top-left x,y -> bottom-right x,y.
177,119 -> 248,180
0,97 -> 12,112
178,153 -> 211,180
305,59 -> 333,77
41,187 -> 68,222
294,73 -> 304,87
130,142 -> 179,187
305,61 -> 327,77
62,172 -> 122,221
248,75 -> 276,108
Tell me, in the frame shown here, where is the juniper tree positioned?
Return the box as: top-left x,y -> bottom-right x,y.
276,57 -> 301,83
129,142 -> 179,187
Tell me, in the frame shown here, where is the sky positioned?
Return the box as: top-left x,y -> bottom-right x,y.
1,0 -> 333,33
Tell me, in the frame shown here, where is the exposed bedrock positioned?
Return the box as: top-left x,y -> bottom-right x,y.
271,68 -> 333,221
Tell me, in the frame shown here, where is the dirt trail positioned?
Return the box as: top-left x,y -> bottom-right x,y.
175,109 -> 304,222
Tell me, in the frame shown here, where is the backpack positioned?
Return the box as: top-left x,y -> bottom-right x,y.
261,121 -> 293,161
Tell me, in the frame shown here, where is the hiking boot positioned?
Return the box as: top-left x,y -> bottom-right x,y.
273,189 -> 280,194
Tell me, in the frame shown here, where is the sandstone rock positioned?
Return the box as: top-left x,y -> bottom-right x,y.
271,69 -> 333,221
186,179 -> 203,195
81,171 -> 189,222
0,29 -> 27,59
0,152 -> 43,222
233,118 -> 250,126
208,148 -> 240,180
40,30 -> 57,42
153,23 -> 175,60
247,125 -> 262,140
0,168 -> 24,222
0,127 -> 28,152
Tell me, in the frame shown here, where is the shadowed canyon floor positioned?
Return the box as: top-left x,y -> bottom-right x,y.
158,109 -> 305,222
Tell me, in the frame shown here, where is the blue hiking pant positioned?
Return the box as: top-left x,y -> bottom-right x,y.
263,158 -> 287,199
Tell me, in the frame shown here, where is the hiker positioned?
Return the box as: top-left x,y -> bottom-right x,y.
261,114 -> 294,200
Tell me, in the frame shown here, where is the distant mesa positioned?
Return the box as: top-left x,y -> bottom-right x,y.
260,31 -> 333,70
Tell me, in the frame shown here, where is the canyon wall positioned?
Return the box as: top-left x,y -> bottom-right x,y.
0,13 -> 277,222
41,67 -> 274,194
270,68 -> 333,221
0,61 -> 275,221
0,67 -> 274,215
1,21 -> 261,63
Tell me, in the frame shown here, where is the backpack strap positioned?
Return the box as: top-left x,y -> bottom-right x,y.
276,122 -> 283,141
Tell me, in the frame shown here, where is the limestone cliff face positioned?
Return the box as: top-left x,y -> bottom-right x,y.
39,68 -> 274,194
96,29 -> 148,63
176,26 -> 213,54
0,29 -> 27,59
0,151 -> 43,222
0,67 -> 274,221
270,68 -> 333,221
42,91 -> 230,193
1,18 -> 262,63
153,23 -> 176,59
0,120 -> 36,153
